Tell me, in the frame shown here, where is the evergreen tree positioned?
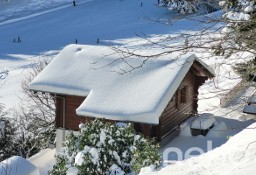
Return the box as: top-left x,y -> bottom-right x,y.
160,0 -> 219,14
49,119 -> 160,175
234,57 -> 256,81
221,0 -> 256,50
220,0 -> 256,82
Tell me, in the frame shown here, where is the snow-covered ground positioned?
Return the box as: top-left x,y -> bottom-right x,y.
141,122 -> 256,175
0,0 -> 256,174
28,148 -> 56,175
139,86 -> 256,175
160,86 -> 256,160
0,156 -> 40,175
0,0 -> 92,23
26,86 -> 256,175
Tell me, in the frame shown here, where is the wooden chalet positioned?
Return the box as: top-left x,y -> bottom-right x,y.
29,44 -> 214,148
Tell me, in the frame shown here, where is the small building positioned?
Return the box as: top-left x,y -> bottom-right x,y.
29,44 -> 214,149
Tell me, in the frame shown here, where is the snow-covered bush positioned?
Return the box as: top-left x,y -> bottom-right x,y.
0,105 -> 16,161
221,0 -> 256,50
161,0 -> 199,14
220,0 -> 255,20
160,0 -> 219,14
9,60 -> 56,158
49,119 -> 160,175
12,108 -> 55,158
233,58 -> 256,81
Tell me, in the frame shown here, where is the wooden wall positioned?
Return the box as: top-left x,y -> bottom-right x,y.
55,95 -> 90,130
157,71 -> 207,141
159,71 -> 195,138
54,62 -> 210,143
134,67 -> 208,142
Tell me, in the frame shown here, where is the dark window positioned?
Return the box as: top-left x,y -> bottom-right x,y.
181,86 -> 187,104
175,86 -> 187,109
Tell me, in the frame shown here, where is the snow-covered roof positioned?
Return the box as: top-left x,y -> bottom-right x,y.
29,44 -> 214,124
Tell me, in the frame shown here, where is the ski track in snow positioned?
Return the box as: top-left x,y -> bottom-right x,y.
0,0 -> 94,27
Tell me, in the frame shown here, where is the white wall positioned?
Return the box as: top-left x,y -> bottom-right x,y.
56,128 -> 78,152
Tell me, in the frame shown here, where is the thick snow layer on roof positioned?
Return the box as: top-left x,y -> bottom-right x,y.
0,156 -> 40,175
30,44 -> 214,124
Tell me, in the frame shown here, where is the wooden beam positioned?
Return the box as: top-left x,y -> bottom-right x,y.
192,61 -> 214,78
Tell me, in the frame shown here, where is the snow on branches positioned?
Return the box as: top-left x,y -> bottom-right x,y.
0,121 -> 5,139
0,113 -> 16,161
221,0 -> 255,21
160,0 -> 219,14
164,0 -> 198,14
49,119 -> 160,175
220,0 -> 256,51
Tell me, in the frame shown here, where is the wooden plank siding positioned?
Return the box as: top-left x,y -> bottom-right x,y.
55,95 -> 90,130
158,71 -> 196,140
156,69 -> 208,142
54,62 -> 210,144
133,68 -> 208,142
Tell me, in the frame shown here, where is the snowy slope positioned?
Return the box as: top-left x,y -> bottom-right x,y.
139,86 -> 256,175
0,0 -> 71,23
0,0 -> 172,108
0,0 -> 172,55
0,0 -> 255,174
0,0 -> 239,111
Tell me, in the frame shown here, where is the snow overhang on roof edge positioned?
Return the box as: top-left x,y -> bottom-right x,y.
76,109 -> 160,124
28,45 -> 215,125
75,54 -> 211,124
194,57 -> 215,78
29,84 -> 89,97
